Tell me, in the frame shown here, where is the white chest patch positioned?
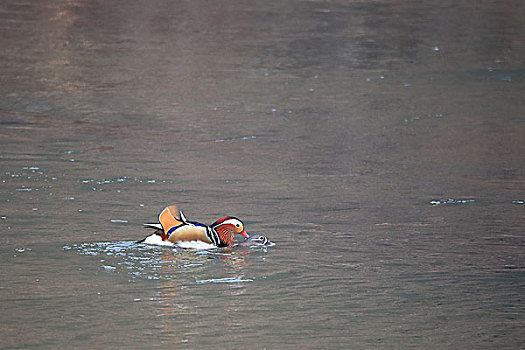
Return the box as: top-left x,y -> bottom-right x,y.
175,240 -> 217,250
141,234 -> 175,246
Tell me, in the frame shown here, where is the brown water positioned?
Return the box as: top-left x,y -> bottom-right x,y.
1,0 -> 524,348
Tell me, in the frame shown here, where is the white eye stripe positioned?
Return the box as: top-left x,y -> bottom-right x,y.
221,219 -> 243,227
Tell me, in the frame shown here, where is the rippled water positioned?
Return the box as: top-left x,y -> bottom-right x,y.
67,240 -> 270,284
1,0 -> 524,348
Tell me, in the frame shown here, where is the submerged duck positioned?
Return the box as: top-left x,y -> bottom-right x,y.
139,205 -> 249,247
238,234 -> 273,247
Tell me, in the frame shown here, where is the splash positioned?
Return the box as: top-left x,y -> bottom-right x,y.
429,198 -> 476,206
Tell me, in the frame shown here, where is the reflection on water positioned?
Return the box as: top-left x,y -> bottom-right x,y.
1,0 -> 525,348
63,241 -> 271,345
68,241 -> 268,283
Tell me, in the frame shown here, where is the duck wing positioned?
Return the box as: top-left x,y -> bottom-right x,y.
166,224 -> 212,244
158,205 -> 184,233
159,205 -> 213,244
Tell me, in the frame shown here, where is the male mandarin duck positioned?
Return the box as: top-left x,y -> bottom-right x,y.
139,205 -> 249,247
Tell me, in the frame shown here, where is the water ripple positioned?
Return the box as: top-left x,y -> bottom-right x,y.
429,198 -> 476,206
65,240 -> 268,284
196,277 -> 253,284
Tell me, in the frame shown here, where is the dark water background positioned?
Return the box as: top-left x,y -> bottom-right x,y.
1,0 -> 524,348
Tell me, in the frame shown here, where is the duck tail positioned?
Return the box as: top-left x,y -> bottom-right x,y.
137,223 -> 165,243
143,223 -> 163,230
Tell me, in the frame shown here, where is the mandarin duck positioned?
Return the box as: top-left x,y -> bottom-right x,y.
238,234 -> 273,247
139,205 -> 249,247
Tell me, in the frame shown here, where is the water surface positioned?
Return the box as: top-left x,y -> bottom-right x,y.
1,0 -> 524,348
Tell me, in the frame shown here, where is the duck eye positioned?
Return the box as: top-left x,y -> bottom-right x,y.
236,223 -> 241,228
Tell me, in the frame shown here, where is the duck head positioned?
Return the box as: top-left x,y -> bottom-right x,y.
211,217 -> 249,246
239,234 -> 272,246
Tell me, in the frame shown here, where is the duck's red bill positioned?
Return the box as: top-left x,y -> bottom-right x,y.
239,230 -> 249,238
